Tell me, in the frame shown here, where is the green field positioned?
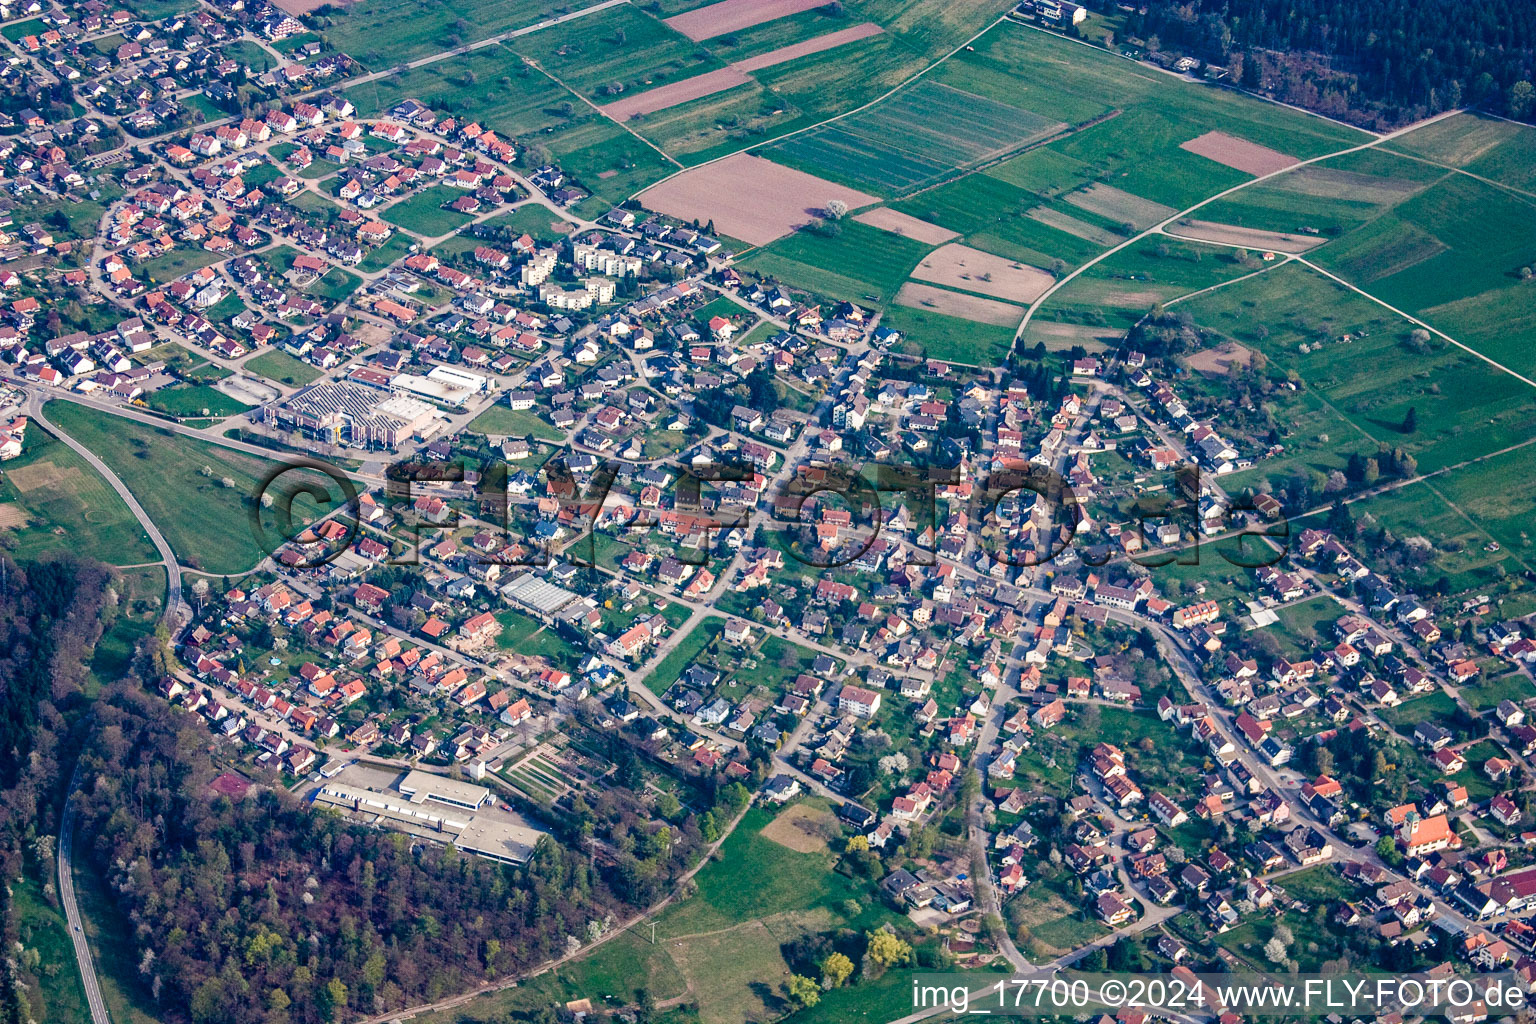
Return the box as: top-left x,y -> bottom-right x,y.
139,247 -> 223,284
468,404 -> 564,441
382,185 -> 476,237
738,218 -> 931,303
305,267 -> 365,304
1030,237 -> 1262,338
1311,172 -> 1536,377
145,384 -> 252,419
616,0 -> 1018,163
1195,147 -> 1445,238
511,5 -> 720,101
42,402 -> 347,576
323,0 -> 556,68
653,805 -> 877,938
1463,671 -> 1536,711
763,77 -> 1061,195
1384,111 -> 1536,194
92,566 -> 167,685
11,873 -> 91,1024
798,16 -> 1372,287
489,203 -> 582,241
356,232 -> 416,274
1267,594 -> 1343,658
245,349 -> 321,387
0,424 -> 158,565
1343,476 -> 1523,594
639,615 -> 722,694
881,302 -> 1016,365
1173,261 -> 1536,478
347,45 -> 578,136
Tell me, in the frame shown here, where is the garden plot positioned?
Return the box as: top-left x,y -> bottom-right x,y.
1027,206 -> 1121,245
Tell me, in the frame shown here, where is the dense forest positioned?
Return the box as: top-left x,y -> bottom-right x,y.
0,556 -> 115,1024
1123,0 -> 1536,129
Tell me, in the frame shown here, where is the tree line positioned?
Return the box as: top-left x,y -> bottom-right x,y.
1122,0 -> 1536,129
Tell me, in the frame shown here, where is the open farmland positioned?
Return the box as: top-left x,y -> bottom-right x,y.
733,22 -> 884,70
762,78 -> 1064,194
511,5 -> 721,102
1311,171 -> 1536,377
852,206 -> 958,244
739,218 -> 931,302
1027,206 -> 1121,245
1063,183 -> 1175,230
907,242 -> 1054,303
882,302 -> 1016,365
1025,236 -> 1262,339
1179,130 -> 1299,176
606,22 -> 890,119
931,23 -> 1367,210
629,0 -> 1012,161
665,0 -> 824,40
1346,475 -> 1528,594
1194,147 -> 1445,237
598,66 -> 753,120
1165,218 -> 1327,253
345,45 -> 579,136
1384,111 -> 1536,193
324,0 -> 557,68
1171,261 -> 1536,478
894,282 -> 1023,325
638,152 -> 878,245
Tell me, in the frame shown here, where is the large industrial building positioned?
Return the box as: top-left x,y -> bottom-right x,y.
263,379 -> 441,448
312,765 -> 547,864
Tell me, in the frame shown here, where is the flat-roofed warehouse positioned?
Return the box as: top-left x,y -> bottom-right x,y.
398,769 -> 488,809
313,765 -> 547,865
264,380 -> 439,447
499,572 -> 580,620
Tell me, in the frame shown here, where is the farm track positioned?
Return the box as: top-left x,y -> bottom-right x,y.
1012,109 -> 1507,362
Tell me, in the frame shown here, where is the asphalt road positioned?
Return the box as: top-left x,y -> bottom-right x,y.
58,788 -> 111,1024
29,391 -> 187,629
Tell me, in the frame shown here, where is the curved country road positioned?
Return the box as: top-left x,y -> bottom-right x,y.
34,387 -> 189,1024
29,391 -> 186,627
